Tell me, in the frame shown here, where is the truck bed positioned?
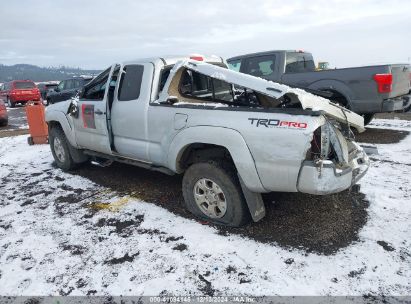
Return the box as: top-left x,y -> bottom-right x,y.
281,64 -> 410,99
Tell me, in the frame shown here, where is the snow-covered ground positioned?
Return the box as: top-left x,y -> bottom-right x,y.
0,119 -> 410,296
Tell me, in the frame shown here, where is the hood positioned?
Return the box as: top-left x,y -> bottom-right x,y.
45,99 -> 72,120
166,60 -> 365,132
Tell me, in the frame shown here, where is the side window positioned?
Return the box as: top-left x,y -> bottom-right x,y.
227,59 -> 242,72
82,68 -> 110,100
73,79 -> 83,89
158,68 -> 172,93
245,55 -> 276,78
65,80 -> 74,90
118,65 -> 144,101
57,81 -> 65,91
285,53 -> 316,73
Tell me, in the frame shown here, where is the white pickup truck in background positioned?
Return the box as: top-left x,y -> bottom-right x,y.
45,55 -> 370,226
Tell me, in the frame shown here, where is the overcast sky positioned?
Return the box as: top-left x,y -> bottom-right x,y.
0,0 -> 410,69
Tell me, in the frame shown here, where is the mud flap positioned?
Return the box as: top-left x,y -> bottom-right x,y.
67,144 -> 89,163
359,144 -> 379,155
238,174 -> 266,222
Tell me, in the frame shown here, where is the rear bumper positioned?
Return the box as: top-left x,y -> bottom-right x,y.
382,94 -> 411,112
297,144 -> 369,195
10,95 -> 41,102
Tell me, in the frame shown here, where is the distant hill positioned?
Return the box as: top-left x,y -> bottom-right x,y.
0,64 -> 102,83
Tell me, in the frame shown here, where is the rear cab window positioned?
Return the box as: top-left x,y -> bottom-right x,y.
179,69 -> 234,103
285,52 -> 316,73
14,81 -> 36,89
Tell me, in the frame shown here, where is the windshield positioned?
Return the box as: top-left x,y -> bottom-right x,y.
14,81 -> 35,89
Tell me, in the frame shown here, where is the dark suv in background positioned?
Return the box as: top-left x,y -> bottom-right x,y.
46,76 -> 93,105
37,82 -> 58,100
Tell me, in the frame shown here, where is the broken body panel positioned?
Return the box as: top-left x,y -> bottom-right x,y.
157,60 -> 369,194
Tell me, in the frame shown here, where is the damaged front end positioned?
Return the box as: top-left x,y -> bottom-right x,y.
297,119 -> 370,195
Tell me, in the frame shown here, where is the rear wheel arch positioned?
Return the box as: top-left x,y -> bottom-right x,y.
322,89 -> 351,108
177,143 -> 234,172
307,80 -> 354,109
168,126 -> 266,193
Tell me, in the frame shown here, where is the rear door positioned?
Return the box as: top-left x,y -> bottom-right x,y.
72,66 -> 116,154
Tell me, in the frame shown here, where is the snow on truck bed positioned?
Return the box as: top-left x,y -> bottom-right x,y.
0,119 -> 410,296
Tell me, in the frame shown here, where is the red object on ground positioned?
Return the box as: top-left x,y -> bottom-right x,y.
25,100 -> 48,145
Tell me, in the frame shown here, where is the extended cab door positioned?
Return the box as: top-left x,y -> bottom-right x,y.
72,66 -> 115,154
110,62 -> 154,161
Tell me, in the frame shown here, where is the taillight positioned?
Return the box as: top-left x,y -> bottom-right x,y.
308,127 -> 322,159
373,73 -> 392,93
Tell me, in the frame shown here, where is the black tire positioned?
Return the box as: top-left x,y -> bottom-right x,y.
6,97 -> 14,108
27,137 -> 34,145
362,113 -> 374,126
49,126 -> 77,171
182,160 -> 251,227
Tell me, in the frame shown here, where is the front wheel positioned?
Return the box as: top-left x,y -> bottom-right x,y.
182,161 -> 251,227
49,127 -> 77,171
362,113 -> 374,126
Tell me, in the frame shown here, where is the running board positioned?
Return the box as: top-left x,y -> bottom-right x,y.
83,150 -> 175,175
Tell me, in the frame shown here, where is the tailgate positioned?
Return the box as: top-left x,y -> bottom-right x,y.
390,64 -> 410,97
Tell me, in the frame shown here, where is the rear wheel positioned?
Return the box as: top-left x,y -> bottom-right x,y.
362,113 -> 374,126
0,119 -> 7,127
49,127 -> 77,171
182,160 -> 251,227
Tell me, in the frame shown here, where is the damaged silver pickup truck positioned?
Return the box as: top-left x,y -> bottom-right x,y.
45,55 -> 370,226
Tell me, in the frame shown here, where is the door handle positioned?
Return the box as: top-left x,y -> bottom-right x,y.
95,109 -> 105,115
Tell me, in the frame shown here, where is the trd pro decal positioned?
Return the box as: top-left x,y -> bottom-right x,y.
81,104 -> 96,129
248,118 -> 307,129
